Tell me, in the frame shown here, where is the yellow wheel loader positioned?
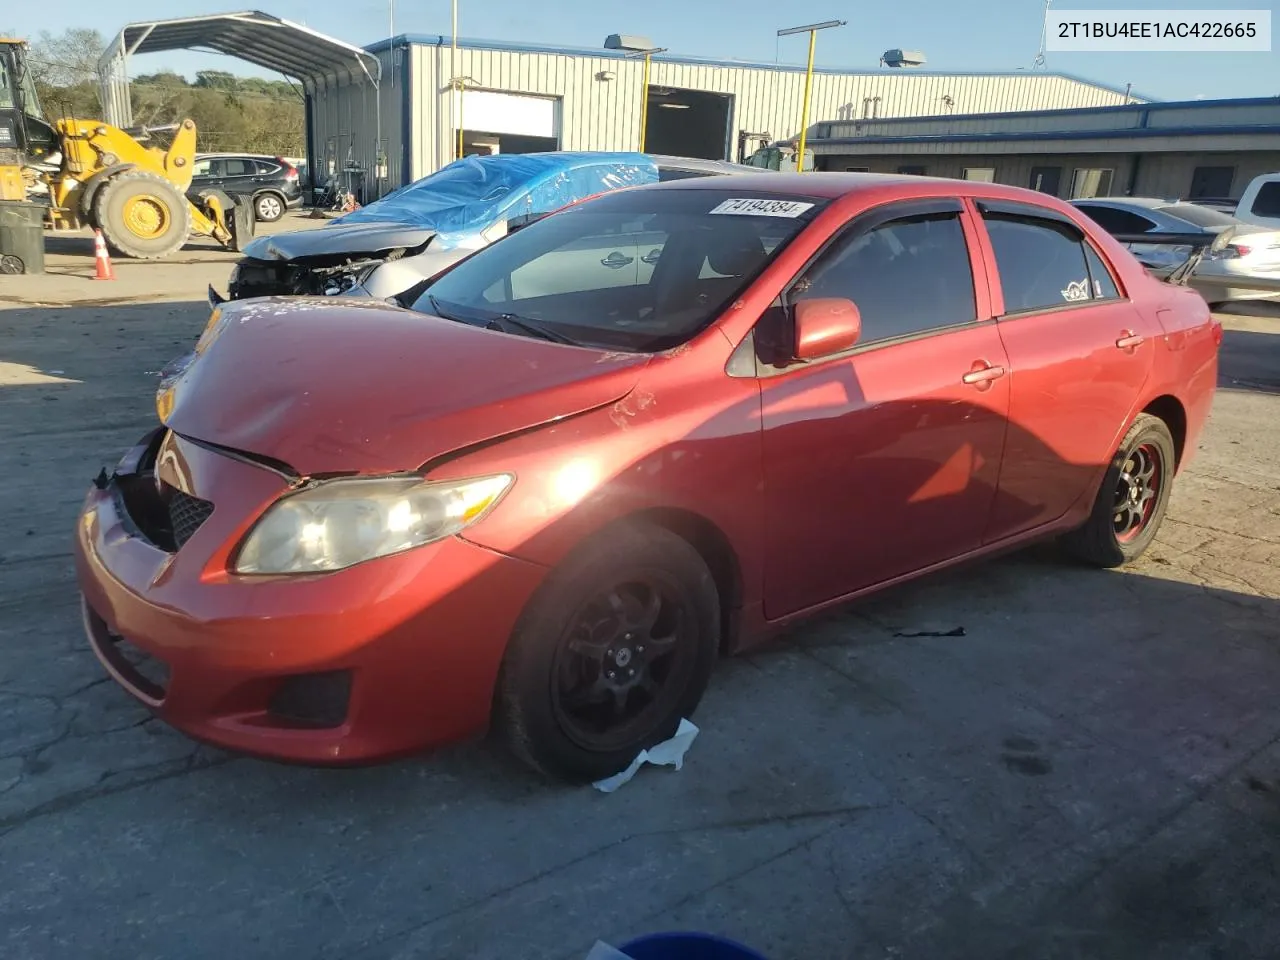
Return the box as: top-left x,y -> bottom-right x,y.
1,37 -> 252,260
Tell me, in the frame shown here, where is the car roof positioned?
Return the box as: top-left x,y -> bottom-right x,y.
643,171 -> 1094,211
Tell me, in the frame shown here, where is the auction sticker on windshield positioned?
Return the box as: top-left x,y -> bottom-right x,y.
708,198 -> 815,217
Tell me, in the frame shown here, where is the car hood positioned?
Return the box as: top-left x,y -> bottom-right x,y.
240,222 -> 436,261
158,298 -> 649,475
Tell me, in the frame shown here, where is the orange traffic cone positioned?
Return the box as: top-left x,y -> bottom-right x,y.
92,229 -> 115,281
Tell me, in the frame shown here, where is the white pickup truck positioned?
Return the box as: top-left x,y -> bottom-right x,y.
1232,173 -> 1280,229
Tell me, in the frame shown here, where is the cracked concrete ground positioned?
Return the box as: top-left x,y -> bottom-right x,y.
0,270 -> 1277,959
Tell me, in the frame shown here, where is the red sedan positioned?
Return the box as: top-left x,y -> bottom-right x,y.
75,174 -> 1220,780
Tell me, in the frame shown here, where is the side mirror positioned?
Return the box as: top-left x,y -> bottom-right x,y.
793,297 -> 861,361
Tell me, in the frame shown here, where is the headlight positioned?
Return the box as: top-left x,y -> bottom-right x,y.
233,474 -> 513,574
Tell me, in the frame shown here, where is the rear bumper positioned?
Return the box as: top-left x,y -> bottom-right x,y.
74,429 -> 547,764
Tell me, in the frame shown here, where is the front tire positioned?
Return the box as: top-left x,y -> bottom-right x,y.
1061,413 -> 1176,567
497,523 -> 720,782
93,170 -> 191,260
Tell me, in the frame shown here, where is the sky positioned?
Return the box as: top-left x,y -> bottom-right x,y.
6,0 -> 1278,102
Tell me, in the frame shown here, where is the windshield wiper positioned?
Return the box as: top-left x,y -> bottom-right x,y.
485,313 -> 582,346
426,294 -> 580,346
425,294 -> 464,323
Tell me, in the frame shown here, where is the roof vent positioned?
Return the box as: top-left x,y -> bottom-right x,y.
881,49 -> 927,68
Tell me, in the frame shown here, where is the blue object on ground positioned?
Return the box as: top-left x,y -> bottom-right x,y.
619,932 -> 769,960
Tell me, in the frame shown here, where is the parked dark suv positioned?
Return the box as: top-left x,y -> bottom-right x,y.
190,154 -> 302,222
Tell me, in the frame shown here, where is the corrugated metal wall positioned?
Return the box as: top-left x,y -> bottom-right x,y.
821,99 -> 1280,139
818,150 -> 1280,200
397,43 -> 1134,181
307,47 -> 403,202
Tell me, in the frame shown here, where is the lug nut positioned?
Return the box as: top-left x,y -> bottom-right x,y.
607,670 -> 616,679
628,669 -> 635,677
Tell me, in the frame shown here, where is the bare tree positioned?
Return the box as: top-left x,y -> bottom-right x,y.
28,28 -> 106,88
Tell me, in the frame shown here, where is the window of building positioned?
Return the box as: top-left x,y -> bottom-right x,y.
1188,165 -> 1234,199
963,167 -> 996,182
1070,168 -> 1114,199
983,213 -> 1095,314
1029,166 -> 1062,195
844,166 -> 870,172
897,165 -> 927,176
791,211 -> 976,344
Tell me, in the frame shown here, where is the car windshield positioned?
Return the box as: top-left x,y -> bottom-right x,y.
1156,203 -> 1240,229
413,188 -> 825,352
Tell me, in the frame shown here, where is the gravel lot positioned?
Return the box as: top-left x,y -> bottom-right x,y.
1,240 -> 1278,960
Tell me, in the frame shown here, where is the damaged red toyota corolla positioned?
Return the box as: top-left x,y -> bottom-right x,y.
74,174 -> 1220,780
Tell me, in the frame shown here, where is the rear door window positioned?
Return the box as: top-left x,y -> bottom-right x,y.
1084,245 -> 1121,300
983,214 -> 1096,313
222,158 -> 252,177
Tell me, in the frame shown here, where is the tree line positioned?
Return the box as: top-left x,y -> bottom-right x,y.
12,27 -> 305,156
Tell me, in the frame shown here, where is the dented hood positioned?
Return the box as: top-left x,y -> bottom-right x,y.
159,298 -> 649,475
240,222 -> 436,262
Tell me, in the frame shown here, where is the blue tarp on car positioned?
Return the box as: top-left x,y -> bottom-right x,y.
334,152 -> 660,249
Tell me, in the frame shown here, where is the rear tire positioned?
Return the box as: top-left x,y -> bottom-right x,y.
497,523 -> 719,782
93,171 -> 191,260
1061,413 -> 1176,568
254,191 -> 285,222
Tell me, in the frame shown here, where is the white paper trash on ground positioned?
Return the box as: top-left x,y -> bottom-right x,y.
584,940 -> 634,960
592,718 -> 700,793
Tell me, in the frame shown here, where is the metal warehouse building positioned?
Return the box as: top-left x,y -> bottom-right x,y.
804,97 -> 1280,201
307,34 -> 1140,198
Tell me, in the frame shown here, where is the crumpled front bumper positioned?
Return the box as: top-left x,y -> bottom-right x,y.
74,428 -> 547,764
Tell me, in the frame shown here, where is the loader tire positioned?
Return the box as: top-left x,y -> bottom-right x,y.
93,170 -> 191,260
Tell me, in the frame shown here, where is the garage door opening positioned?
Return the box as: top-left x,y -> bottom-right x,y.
459,132 -> 559,157
456,89 -> 560,157
644,87 -> 732,160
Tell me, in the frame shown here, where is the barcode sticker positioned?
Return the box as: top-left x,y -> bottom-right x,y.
708,198 -> 815,218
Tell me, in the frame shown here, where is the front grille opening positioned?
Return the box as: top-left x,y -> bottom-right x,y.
268,671 -> 352,729
168,490 -> 214,549
111,433 -> 214,552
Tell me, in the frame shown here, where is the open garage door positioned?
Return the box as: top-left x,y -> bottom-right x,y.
459,90 -> 560,157
644,87 -> 732,160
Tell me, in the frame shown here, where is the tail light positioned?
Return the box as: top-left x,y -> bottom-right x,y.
1210,317 -> 1224,346
1228,243 -> 1252,257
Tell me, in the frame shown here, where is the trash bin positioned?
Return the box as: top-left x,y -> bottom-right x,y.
0,200 -> 46,275
619,932 -> 769,960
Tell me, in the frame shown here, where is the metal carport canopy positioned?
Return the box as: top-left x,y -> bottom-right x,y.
98,11 -> 380,128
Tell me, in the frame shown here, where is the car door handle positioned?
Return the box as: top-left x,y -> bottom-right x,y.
641,249 -> 662,264
601,252 -> 634,268
1115,331 -> 1145,350
962,363 -> 1007,385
